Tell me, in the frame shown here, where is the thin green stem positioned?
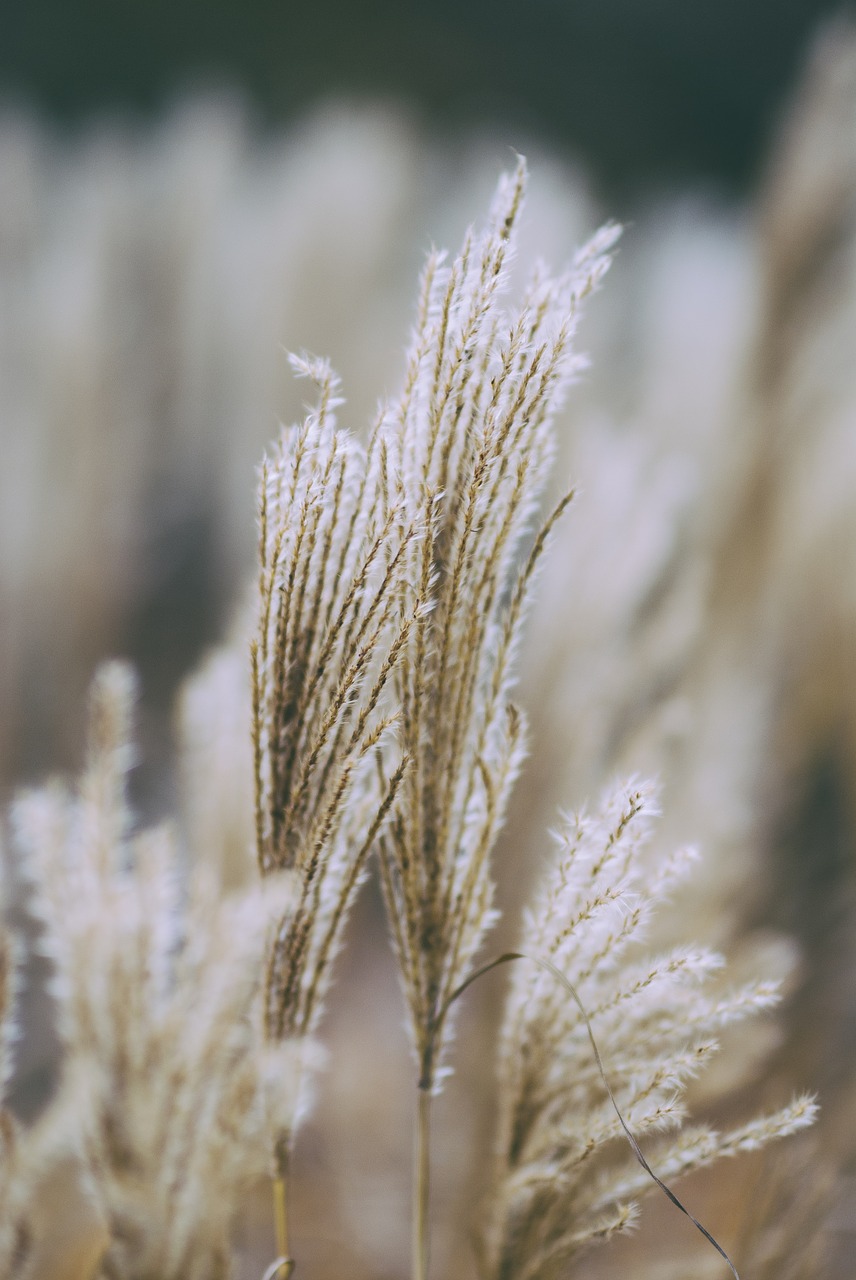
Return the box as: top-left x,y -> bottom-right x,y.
413,1084 -> 432,1280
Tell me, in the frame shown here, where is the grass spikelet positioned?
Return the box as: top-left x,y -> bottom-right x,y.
378,158 -> 619,1096
13,663 -> 297,1280
250,347 -> 422,1192
480,779 -> 817,1280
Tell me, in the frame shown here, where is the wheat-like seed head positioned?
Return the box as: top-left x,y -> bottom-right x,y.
481,779 -> 817,1280
250,352 -> 423,1169
377,159 -> 620,1090
13,663 -> 298,1280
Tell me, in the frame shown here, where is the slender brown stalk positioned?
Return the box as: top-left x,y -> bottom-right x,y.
274,1163 -> 289,1263
413,1084 -> 432,1280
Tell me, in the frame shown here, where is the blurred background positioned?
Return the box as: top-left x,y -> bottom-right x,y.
0,0 -> 853,779
2,0 -> 852,195
5,3 -> 856,1277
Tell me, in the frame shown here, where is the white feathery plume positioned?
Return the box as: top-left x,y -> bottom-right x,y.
481,779 -> 817,1280
378,158 -> 620,1092
13,662 -> 298,1280
250,351 -> 420,1170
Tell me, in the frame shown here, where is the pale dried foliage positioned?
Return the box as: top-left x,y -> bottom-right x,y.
11,663 -> 297,1280
482,781 -> 815,1280
0,94 -> 846,1277
244,165 -> 812,1276
250,353 -> 416,1150
0,886 -> 96,1280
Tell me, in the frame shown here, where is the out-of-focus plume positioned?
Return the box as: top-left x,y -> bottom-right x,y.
12,663 -> 298,1280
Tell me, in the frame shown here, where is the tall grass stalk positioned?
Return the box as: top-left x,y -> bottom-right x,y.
414,1085 -> 432,1280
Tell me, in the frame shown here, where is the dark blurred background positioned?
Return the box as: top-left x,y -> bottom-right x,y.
2,0 -> 854,197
